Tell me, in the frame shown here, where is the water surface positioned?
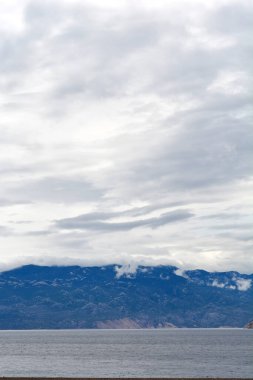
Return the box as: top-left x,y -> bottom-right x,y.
0,329 -> 252,377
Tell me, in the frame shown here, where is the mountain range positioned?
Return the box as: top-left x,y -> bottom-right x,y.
0,264 -> 252,329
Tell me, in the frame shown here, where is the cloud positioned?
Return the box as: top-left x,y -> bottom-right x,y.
0,198 -> 30,207
56,209 -> 193,232
114,263 -> 138,278
211,280 -> 226,289
0,0 -> 252,273
211,277 -> 252,291
7,176 -> 104,203
174,268 -> 189,279
234,278 -> 252,291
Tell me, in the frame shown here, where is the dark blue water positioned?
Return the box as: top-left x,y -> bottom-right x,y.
0,329 -> 252,377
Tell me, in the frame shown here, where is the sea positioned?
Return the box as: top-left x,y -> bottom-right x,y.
0,329 -> 252,378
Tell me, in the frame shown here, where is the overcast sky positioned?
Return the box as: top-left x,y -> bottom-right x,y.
0,0 -> 252,272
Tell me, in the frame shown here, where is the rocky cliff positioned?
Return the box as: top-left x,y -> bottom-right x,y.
245,320 -> 253,329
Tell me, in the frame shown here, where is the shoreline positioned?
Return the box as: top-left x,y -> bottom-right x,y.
1,373 -> 252,379
0,327 -> 247,331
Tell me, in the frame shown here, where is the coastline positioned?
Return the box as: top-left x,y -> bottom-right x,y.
0,376 -> 253,380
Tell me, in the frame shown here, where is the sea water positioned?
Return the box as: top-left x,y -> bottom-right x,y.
0,329 -> 252,377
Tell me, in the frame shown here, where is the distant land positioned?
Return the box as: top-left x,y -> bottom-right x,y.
0,264 -> 252,329
245,320 -> 253,329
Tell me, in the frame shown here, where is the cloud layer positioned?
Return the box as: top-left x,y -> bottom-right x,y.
0,0 -> 252,272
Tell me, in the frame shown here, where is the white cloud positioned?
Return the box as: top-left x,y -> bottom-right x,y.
211,280 -> 226,288
235,278 -> 252,291
174,268 -> 189,279
207,70 -> 249,95
114,263 -> 138,278
0,0 -> 252,273
211,277 -> 252,291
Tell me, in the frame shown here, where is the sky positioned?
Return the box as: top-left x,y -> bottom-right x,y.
0,0 -> 252,273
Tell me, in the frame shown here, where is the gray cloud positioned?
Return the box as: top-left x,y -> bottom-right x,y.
0,226 -> 12,236
56,209 -> 193,232
0,0 -> 252,273
6,177 -> 104,203
0,198 -> 30,207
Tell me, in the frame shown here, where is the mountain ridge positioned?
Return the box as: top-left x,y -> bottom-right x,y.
0,264 -> 252,329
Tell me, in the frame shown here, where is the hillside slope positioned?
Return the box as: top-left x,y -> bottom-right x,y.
0,264 -> 252,329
